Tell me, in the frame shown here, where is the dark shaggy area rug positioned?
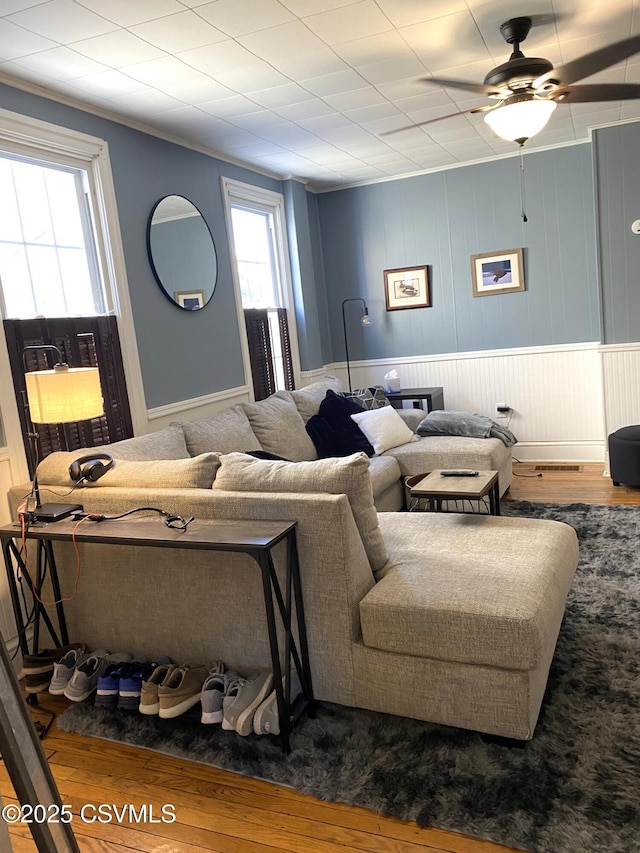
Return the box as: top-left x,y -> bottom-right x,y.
58,501 -> 640,853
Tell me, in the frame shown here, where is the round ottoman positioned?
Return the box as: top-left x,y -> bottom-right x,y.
608,425 -> 640,486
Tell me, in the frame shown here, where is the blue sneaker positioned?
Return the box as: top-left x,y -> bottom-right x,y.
94,654 -> 133,708
118,656 -> 171,711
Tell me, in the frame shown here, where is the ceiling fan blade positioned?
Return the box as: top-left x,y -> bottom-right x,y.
420,75 -> 500,96
380,105 -> 494,137
534,34 -> 640,89
551,83 -> 640,103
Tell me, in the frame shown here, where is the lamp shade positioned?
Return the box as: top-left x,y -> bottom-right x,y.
484,97 -> 557,142
25,366 -> 104,424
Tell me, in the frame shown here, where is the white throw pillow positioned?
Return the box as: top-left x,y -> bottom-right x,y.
350,406 -> 418,454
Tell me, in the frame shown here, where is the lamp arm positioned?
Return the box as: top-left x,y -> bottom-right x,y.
21,344 -> 66,373
341,298 -> 368,393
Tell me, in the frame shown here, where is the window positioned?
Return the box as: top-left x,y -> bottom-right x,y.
222,179 -> 299,401
0,110 -> 144,476
0,154 -> 106,319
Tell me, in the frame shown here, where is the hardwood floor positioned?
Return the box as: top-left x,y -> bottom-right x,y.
3,462 -> 639,853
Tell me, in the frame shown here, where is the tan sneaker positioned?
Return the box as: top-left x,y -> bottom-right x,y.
139,663 -> 177,716
158,665 -> 208,719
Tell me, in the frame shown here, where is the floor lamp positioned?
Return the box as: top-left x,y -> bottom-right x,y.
22,345 -> 104,522
341,298 -> 371,392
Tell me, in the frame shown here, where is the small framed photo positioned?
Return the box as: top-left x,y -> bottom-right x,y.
174,289 -> 205,310
384,266 -> 430,311
470,249 -> 525,297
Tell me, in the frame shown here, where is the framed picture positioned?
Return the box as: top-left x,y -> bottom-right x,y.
470,248 -> 525,297
174,289 -> 205,310
384,266 -> 430,311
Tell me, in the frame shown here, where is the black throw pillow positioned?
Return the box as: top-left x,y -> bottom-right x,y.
245,450 -> 291,462
305,390 -> 375,458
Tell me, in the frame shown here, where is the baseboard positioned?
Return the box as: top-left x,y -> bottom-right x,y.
511,442 -> 605,463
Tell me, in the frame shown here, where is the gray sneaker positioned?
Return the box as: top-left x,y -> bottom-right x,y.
201,669 -> 239,724
158,664 -> 208,719
49,647 -> 104,695
63,650 -> 110,702
253,673 -> 301,736
222,670 -> 274,736
139,663 -> 178,716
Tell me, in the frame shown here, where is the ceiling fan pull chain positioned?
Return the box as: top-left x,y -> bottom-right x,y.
519,145 -> 528,223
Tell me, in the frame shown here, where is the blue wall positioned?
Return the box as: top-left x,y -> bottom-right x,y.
0,82 -> 282,408
593,121 -> 640,344
315,144 -> 601,363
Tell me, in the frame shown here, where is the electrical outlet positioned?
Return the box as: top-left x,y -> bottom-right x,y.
495,403 -> 511,420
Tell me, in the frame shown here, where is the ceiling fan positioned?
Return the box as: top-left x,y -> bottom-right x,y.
385,17 -> 640,145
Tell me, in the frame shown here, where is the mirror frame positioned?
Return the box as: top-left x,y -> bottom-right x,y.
146,195 -> 218,311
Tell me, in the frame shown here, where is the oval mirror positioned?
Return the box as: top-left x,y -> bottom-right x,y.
147,195 -> 218,310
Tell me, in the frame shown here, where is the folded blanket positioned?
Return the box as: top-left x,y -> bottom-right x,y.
416,410 -> 517,446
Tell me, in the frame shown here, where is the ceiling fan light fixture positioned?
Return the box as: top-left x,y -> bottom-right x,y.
484,96 -> 557,143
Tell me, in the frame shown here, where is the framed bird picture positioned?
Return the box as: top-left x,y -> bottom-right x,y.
471,248 -> 525,297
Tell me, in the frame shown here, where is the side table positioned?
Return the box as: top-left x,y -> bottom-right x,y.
1,517 -> 315,751
408,469 -> 500,515
387,386 -> 444,411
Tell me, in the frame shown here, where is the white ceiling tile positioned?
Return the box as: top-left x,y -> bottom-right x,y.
5,45 -> 108,79
322,86 -> 385,110
130,11 -> 227,53
177,39 -> 259,76
160,76 -> 236,104
296,111 -> 353,132
357,56 -> 428,85
0,20 -> 59,60
333,30 -> 410,65
246,83 -> 313,109
213,62 -> 290,92
75,0 -> 184,28
400,11 -> 491,73
62,68 -> 150,97
376,0 -> 467,28
343,102 -> 403,123
198,95 -> 265,118
70,30 -> 165,67
274,98 -> 336,121
303,0 -> 394,44
238,20 -> 326,62
148,105 -> 214,127
300,68 -> 369,97
195,0 -> 295,37
122,56 -> 204,87
268,47 -> 349,78
7,0 -> 118,43
111,88 -> 187,115
1,0 -> 49,13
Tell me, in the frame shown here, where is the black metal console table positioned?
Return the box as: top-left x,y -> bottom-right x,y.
1,517 -> 315,751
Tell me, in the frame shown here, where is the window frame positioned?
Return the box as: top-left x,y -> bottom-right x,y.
0,108 -> 147,478
221,177 -> 301,398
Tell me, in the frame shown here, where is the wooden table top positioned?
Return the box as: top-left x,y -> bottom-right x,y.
409,470 -> 498,499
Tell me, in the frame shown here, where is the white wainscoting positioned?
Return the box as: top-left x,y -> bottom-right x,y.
146,384 -> 252,429
312,342 -> 607,462
600,344 -> 640,472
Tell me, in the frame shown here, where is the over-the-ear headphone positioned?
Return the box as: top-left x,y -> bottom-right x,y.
69,453 -> 114,483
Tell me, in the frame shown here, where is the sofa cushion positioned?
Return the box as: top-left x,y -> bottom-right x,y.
175,406 -> 261,456
213,452 -> 388,572
85,427 -> 190,461
306,391 -> 375,458
351,406 -> 418,455
37,451 -> 221,489
362,512 -> 578,670
383,434 -> 510,477
368,455 -> 402,498
243,394 -> 317,462
289,375 -> 342,423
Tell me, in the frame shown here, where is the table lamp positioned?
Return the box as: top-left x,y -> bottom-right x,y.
22,345 -> 104,521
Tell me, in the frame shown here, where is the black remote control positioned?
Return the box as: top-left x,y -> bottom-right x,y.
440,470 -> 479,477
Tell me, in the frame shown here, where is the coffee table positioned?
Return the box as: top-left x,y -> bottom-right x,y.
408,470 -> 500,515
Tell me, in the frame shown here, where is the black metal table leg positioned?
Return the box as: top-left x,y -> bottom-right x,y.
2,536 -> 29,657
288,529 -> 315,713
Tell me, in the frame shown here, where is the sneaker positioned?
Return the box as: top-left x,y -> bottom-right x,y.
139,663 -> 177,716
201,668 -> 240,725
253,673 -> 302,736
157,665 -> 209,719
23,643 -> 85,676
117,657 -> 171,711
49,647 -> 105,696
222,670 -> 274,736
94,653 -> 134,709
64,650 -> 110,702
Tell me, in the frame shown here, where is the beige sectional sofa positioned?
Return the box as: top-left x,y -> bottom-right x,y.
8,377 -> 578,740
